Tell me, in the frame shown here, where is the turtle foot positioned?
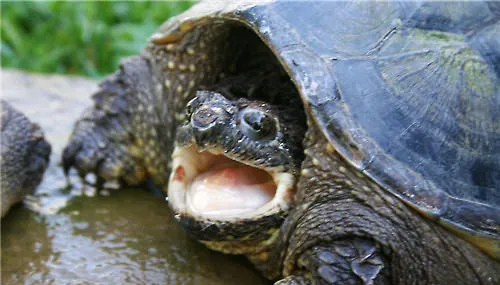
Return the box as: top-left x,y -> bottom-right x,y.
62,77 -> 147,186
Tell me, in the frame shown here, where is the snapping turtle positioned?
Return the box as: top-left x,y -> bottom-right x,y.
1,100 -> 51,217
63,1 -> 500,284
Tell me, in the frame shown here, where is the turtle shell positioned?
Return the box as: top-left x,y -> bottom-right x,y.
154,1 -> 499,254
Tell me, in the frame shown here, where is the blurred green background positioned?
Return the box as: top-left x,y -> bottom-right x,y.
1,1 -> 194,78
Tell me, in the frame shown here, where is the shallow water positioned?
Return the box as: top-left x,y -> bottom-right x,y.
1,69 -> 269,285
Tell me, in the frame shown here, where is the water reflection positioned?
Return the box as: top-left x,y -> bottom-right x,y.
2,209 -> 52,284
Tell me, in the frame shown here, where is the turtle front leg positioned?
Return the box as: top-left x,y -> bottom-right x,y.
276,239 -> 387,285
63,56 -> 172,187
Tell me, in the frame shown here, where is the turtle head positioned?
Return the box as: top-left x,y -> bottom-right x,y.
168,90 -> 304,255
176,91 -> 300,173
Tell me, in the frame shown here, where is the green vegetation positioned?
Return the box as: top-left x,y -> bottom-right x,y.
1,1 -> 193,78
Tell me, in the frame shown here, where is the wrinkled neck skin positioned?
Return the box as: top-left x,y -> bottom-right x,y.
117,23 -> 233,188
257,119 -> 500,283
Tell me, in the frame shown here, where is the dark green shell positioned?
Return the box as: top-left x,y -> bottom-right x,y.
156,1 -> 500,251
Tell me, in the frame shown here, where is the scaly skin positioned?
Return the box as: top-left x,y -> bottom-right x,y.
1,100 -> 51,217
62,22 -> 500,284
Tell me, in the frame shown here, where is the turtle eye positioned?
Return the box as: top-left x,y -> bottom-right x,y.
240,108 -> 277,140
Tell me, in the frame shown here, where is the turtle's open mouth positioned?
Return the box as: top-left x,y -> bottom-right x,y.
168,145 -> 296,221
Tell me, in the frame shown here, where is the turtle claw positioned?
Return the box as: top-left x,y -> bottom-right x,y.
62,113 -> 142,186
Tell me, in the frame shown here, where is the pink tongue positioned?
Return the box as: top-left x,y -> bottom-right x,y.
187,164 -> 276,215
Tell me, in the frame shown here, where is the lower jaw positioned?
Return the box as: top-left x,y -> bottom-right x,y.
173,211 -> 286,255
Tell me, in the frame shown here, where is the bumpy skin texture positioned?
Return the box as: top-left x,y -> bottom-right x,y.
62,2 -> 500,284
1,100 -> 51,217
